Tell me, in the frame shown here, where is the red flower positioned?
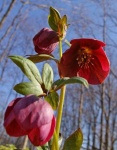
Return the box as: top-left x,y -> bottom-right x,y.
33,28 -> 59,54
4,95 -> 56,146
58,39 -> 110,84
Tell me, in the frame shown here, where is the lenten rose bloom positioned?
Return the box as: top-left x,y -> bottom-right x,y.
58,38 -> 110,84
4,95 -> 56,146
33,28 -> 59,54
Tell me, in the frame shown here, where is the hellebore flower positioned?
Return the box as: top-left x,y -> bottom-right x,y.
33,28 -> 59,54
4,95 -> 56,146
58,38 -> 110,84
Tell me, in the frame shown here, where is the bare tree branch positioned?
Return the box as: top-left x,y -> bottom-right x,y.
0,0 -> 16,28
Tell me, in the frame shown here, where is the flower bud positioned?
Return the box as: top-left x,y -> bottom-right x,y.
4,95 -> 56,146
33,28 -> 59,54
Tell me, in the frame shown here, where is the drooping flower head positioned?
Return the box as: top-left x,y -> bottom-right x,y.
33,28 -> 59,54
4,95 -> 56,146
59,38 -> 110,84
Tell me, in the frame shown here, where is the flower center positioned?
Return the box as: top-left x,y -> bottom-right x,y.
76,47 -> 94,68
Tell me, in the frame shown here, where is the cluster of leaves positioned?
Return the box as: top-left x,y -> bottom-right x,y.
10,55 -> 88,111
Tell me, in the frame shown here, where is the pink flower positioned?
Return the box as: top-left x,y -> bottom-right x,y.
4,95 -> 56,146
58,38 -> 110,84
33,28 -> 59,54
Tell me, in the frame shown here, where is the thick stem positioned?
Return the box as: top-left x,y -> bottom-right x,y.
56,86 -> 66,136
51,40 -> 66,150
51,131 -> 59,150
51,86 -> 66,150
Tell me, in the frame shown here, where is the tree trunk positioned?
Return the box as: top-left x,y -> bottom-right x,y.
100,84 -> 105,150
78,85 -> 84,128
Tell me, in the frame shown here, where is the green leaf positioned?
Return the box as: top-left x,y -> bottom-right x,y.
36,143 -> 49,150
63,128 -> 83,150
14,82 -> 43,96
0,144 -> 17,150
36,147 -> 43,150
9,55 -> 42,84
61,15 -> 67,25
48,6 -> 61,31
45,91 -> 59,110
57,15 -> 69,40
42,63 -> 53,91
27,54 -> 59,63
36,146 -> 48,150
52,77 -> 89,91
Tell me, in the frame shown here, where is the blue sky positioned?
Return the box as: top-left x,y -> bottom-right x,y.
0,0 -> 117,116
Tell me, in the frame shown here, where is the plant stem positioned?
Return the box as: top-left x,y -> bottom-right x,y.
56,39 -> 66,137
59,40 -> 62,58
56,86 -> 66,137
64,39 -> 71,47
52,86 -> 66,150
51,40 -> 66,150
51,131 -> 59,150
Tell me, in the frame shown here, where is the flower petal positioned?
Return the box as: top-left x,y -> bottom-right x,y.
4,98 -> 28,136
78,56 -> 109,84
13,95 -> 54,131
28,116 -> 56,146
92,48 -> 110,72
58,48 -> 79,77
70,38 -> 105,49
